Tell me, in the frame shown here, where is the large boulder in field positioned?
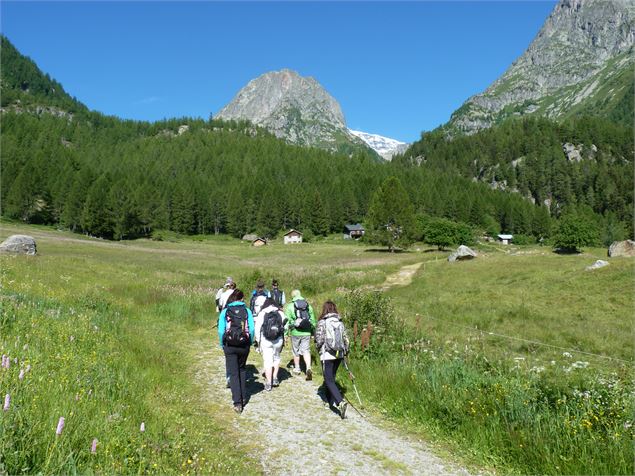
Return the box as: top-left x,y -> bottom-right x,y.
608,240 -> 635,257
0,235 -> 37,255
448,245 -> 477,262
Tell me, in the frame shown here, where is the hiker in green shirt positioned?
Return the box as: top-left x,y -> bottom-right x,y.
284,289 -> 316,380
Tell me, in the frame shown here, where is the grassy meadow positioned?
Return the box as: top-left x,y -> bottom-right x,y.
0,223 -> 415,474
349,245 -> 634,475
1,222 -> 633,475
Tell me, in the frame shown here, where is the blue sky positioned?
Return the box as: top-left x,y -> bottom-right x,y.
2,1 -> 556,143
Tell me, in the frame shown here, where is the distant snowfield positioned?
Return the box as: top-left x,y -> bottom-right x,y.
349,129 -> 409,161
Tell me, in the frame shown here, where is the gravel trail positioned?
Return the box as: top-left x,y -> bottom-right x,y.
194,345 -> 471,476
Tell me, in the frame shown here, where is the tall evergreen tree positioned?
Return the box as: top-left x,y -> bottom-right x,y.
365,176 -> 416,251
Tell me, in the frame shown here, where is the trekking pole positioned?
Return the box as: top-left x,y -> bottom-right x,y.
344,395 -> 365,419
342,357 -> 363,408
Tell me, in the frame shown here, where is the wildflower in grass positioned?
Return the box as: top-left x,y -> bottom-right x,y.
2,355 -> 9,369
26,364 -> 31,373
19,369 -> 25,380
56,417 -> 65,435
3,394 -> 10,411
572,361 -> 589,369
140,422 -> 145,432
91,438 -> 98,454
69,335 -> 75,342
562,352 -> 572,358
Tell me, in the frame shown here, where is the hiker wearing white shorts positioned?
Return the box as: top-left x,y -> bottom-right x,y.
284,289 -> 316,380
255,298 -> 288,391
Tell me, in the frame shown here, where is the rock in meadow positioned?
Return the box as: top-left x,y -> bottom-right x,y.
586,260 -> 609,271
0,235 -> 37,255
448,245 -> 477,262
608,240 -> 635,257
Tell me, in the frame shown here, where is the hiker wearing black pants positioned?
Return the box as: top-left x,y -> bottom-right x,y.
218,289 -> 254,413
314,300 -> 350,419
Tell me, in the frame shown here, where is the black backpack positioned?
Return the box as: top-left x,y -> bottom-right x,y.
271,288 -> 284,307
224,306 -> 250,347
261,310 -> 284,341
293,300 -> 312,332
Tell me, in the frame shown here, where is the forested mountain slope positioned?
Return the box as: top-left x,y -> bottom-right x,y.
396,116 -> 633,232
0,36 -> 544,241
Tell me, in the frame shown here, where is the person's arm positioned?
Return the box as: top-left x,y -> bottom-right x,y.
254,310 -> 263,344
215,288 -> 223,312
309,304 -> 317,330
247,309 -> 255,344
217,309 -> 227,348
314,320 -> 325,350
284,304 -> 295,335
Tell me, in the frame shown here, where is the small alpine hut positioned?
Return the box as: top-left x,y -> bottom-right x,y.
497,234 -> 513,245
283,229 -> 303,244
343,223 -> 365,240
252,237 -> 267,247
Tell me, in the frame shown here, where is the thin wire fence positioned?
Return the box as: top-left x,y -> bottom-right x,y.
417,313 -> 632,364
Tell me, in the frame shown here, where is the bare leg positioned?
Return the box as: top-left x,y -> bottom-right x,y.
273,362 -> 280,380
302,352 -> 311,371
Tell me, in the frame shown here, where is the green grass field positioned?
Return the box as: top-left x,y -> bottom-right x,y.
1,223 -> 632,474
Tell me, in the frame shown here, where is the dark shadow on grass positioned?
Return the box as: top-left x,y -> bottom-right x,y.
363,248 -> 411,253
244,364 -> 264,403
553,248 -> 581,255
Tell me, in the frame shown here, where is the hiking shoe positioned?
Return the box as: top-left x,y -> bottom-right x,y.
338,401 -> 348,419
305,369 -> 313,381
272,378 -> 279,387
233,404 -> 243,414
264,383 -> 272,391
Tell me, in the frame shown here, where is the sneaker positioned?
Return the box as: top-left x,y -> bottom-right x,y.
233,404 -> 243,414
338,401 -> 348,419
293,367 -> 301,375
226,377 -> 230,389
272,378 -> 279,387
305,369 -> 313,381
264,383 -> 272,391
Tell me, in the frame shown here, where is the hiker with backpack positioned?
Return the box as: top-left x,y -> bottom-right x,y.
218,289 -> 255,413
314,300 -> 350,419
215,277 -> 235,312
284,289 -> 316,380
218,281 -> 236,312
250,279 -> 270,317
270,279 -> 286,308
254,297 -> 288,391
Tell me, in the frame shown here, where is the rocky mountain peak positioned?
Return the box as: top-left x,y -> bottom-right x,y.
448,0 -> 635,134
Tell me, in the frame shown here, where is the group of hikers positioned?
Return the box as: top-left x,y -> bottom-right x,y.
214,277 -> 350,418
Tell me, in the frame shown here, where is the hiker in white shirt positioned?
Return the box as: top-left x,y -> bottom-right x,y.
255,297 -> 287,391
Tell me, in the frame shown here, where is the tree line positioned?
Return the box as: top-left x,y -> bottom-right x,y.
2,111 -> 557,242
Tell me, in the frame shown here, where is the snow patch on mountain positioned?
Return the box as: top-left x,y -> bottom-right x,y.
348,129 -> 409,160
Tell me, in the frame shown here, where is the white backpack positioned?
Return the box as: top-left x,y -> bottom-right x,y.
324,317 -> 349,356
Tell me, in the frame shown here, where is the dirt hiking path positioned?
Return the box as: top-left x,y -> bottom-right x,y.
379,261 -> 425,290
193,344 -> 471,476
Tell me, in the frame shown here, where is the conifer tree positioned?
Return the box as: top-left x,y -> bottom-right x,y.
366,176 -> 415,251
